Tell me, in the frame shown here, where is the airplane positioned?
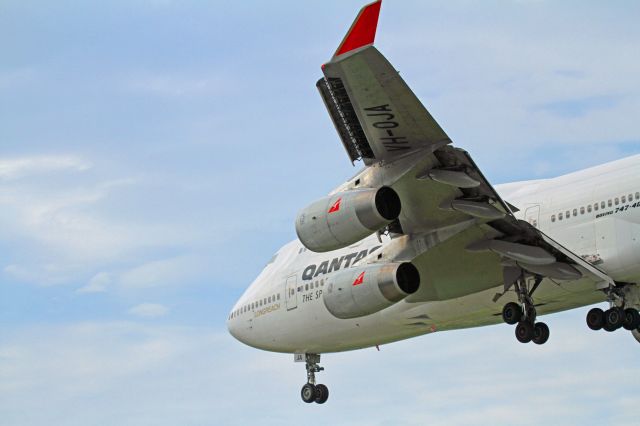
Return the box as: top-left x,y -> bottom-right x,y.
227,0 -> 640,404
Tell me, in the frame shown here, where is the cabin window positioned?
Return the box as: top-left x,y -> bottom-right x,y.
559,212 -> 563,220
566,210 -> 570,218
601,201 -> 605,208
594,203 -> 598,211
636,192 -> 639,200
615,197 -> 619,205
268,296 -> 271,303
580,207 -> 585,214
321,279 -> 325,286
573,209 -> 577,217
608,199 -> 612,207
551,214 -> 556,222
628,193 -> 633,201
277,294 -> 280,300
622,195 -> 626,203
305,284 -> 309,291
587,205 -> 592,213
259,300 -> 262,306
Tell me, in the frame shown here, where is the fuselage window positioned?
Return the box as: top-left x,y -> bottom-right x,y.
587,205 -> 592,213
565,210 -> 570,218
259,300 -> 263,306
551,214 -> 556,222
558,212 -> 563,220
268,296 -> 271,303
277,294 -> 280,300
601,201 -> 605,208
608,199 -> 612,207
622,195 -> 626,203
636,192 -> 640,200
321,279 -> 325,286
580,207 -> 585,214
628,193 -> 632,201
594,203 -> 599,211
305,284 -> 309,291
263,298 -> 267,305
615,197 -> 619,205
573,208 -> 577,217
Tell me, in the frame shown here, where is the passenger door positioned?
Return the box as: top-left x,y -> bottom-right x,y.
285,274 -> 298,311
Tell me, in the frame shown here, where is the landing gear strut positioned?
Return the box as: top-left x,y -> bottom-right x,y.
300,354 -> 329,404
501,275 -> 549,345
586,284 -> 640,334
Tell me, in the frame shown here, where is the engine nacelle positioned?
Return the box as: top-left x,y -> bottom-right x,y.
295,187 -> 401,252
323,262 -> 420,319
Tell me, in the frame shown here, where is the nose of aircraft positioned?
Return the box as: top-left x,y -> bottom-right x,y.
226,313 -> 241,341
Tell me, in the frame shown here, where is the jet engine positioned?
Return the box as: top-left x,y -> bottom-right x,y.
295,187 -> 401,252
323,262 -> 419,319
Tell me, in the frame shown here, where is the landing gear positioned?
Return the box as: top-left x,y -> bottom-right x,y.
299,354 -> 329,404
502,275 -> 550,345
586,284 -> 640,338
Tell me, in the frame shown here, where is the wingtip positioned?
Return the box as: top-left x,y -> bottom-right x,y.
333,0 -> 382,58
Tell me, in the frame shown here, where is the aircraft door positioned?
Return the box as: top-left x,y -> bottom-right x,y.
525,205 -> 540,228
285,274 -> 298,311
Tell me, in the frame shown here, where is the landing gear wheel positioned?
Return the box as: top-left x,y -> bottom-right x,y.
515,321 -> 534,343
314,384 -> 329,404
586,308 -> 605,330
604,307 -> 625,331
502,302 -> 523,325
301,383 -> 316,403
623,308 -> 640,330
532,322 -> 550,345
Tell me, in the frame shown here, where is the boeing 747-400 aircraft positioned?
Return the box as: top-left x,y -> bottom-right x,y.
227,1 -> 640,404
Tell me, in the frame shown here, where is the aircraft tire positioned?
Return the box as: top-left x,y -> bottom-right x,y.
586,308 -> 604,330
623,308 -> 640,330
515,321 -> 534,343
314,384 -> 329,404
532,322 -> 550,345
502,302 -> 522,325
604,307 -> 625,331
301,383 -> 317,403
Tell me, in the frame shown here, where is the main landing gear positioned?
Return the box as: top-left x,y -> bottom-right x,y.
300,354 -> 329,404
501,275 -> 550,345
585,284 -> 640,333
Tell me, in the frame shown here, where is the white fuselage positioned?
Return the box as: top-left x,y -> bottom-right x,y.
227,155 -> 640,354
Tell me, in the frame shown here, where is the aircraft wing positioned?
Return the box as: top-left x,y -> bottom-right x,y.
318,0 -> 451,165
318,1 -> 615,303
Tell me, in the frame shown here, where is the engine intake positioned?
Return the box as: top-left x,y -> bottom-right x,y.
323,262 -> 419,319
295,187 -> 401,252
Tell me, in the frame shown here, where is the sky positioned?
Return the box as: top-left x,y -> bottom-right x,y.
1,0 -> 639,424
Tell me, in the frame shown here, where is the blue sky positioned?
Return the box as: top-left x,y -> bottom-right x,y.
1,0 -> 639,424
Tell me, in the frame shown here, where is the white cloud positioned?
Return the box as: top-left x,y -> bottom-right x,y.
118,255 -> 206,289
128,303 -> 169,318
0,156 -> 91,180
77,272 -> 111,293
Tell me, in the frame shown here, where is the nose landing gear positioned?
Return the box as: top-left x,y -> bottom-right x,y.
299,354 -> 329,404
